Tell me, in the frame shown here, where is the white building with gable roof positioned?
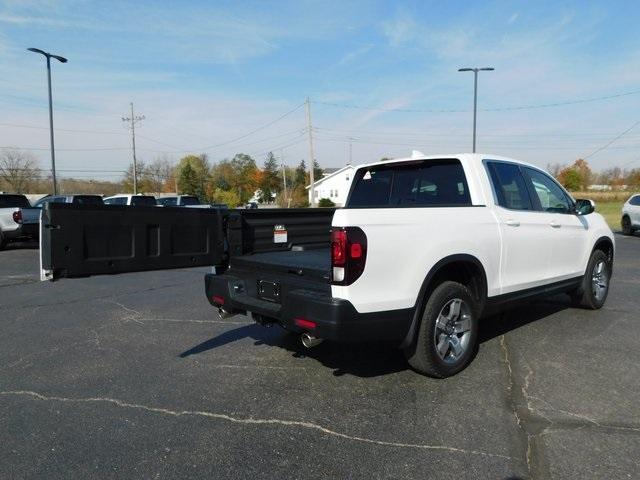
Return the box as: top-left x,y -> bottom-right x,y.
306,165 -> 356,206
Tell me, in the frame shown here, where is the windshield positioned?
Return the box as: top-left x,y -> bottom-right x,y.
72,195 -> 104,205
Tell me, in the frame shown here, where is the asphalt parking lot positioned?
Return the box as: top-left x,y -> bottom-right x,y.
1,235 -> 639,479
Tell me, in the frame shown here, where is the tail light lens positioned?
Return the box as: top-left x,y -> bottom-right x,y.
12,210 -> 22,224
330,227 -> 367,285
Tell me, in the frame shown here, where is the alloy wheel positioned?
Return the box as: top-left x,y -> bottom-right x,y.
433,298 -> 472,364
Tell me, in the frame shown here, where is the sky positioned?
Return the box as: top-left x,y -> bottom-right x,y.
1,0 -> 640,181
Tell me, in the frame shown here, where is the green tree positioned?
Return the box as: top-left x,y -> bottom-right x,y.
313,160 -> 323,180
175,154 -> 210,200
259,152 -> 281,203
318,197 -> 335,207
559,168 -> 582,191
294,160 -> 307,187
177,162 -> 200,196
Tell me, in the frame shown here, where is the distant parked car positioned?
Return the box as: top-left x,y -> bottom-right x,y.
156,195 -> 200,207
33,194 -> 104,208
0,194 -> 40,249
104,194 -> 157,206
245,202 -> 258,209
621,194 -> 640,235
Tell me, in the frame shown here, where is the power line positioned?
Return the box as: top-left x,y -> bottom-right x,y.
583,120 -> 640,160
313,88 -> 640,113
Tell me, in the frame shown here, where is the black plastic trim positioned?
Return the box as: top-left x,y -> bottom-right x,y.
205,273 -> 414,342
400,254 -> 488,348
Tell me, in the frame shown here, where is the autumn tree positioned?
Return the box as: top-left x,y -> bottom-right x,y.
143,156 -> 175,193
0,149 -> 40,193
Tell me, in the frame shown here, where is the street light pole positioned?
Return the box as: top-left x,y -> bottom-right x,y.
458,67 -> 494,153
28,48 -> 67,195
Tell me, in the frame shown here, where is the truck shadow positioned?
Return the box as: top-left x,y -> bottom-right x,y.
179,295 -> 572,378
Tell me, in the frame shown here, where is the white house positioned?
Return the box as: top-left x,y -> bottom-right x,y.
307,165 -> 356,206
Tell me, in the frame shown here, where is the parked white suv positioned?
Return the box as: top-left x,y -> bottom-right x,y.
40,153 -> 615,377
621,194 -> 640,235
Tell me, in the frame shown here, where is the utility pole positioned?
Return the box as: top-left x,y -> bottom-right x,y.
122,103 -> 145,194
458,67 -> 494,153
305,97 -> 315,207
280,149 -> 288,208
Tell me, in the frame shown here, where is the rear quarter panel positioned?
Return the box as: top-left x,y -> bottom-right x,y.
331,207 -> 501,313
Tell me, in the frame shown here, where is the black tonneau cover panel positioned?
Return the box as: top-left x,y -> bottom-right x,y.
41,204 -> 225,280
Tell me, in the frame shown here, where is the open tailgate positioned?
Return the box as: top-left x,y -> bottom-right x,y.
40,204 -> 226,281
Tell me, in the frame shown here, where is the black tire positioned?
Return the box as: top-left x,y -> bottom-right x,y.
571,250 -> 611,310
621,216 -> 632,236
404,281 -> 479,378
0,231 -> 5,251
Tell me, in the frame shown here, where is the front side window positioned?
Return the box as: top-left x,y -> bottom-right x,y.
486,162 -> 533,210
524,168 -> 572,214
630,195 -> 640,206
348,159 -> 471,208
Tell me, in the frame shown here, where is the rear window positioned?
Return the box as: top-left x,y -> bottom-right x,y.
347,159 -> 471,208
0,195 -> 30,208
131,196 -> 157,206
72,195 -> 104,205
180,196 -> 200,205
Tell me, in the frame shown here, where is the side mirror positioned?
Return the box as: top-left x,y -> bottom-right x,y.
575,198 -> 595,215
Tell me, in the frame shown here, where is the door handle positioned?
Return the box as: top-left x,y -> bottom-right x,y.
505,219 -> 520,227
549,221 -> 561,228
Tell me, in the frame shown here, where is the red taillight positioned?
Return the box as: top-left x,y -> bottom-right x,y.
330,227 -> 367,286
12,210 -> 22,224
212,295 -> 225,305
294,318 -> 317,329
331,229 -> 347,266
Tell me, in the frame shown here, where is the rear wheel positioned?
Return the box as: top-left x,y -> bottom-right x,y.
404,281 -> 479,378
571,250 -> 611,310
621,216 -> 633,235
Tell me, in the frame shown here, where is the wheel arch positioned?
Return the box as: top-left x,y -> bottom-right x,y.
400,254 -> 488,349
593,235 -> 614,266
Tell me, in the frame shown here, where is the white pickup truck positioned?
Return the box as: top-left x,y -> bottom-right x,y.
39,153 -> 614,377
0,194 -> 40,250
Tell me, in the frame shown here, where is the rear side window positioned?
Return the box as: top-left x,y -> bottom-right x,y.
180,196 -> 200,205
131,196 -> 156,206
486,162 -> 533,210
0,195 -> 30,208
159,197 -> 177,206
348,160 -> 471,208
73,195 -> 103,205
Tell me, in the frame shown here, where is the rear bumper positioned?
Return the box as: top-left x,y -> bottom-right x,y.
205,273 -> 414,343
3,223 -> 38,241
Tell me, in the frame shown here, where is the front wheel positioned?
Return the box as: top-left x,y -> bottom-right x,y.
404,281 -> 479,378
571,250 -> 611,310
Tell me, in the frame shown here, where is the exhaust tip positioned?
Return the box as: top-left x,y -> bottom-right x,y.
301,332 -> 323,348
218,307 -> 236,320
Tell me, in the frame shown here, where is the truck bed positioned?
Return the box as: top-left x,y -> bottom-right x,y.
231,248 -> 330,280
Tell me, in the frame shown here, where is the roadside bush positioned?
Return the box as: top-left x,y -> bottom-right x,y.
318,198 -> 335,207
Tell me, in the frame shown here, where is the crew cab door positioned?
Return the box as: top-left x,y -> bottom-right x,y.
522,167 -> 589,280
485,160 -> 554,293
40,203 -> 226,281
